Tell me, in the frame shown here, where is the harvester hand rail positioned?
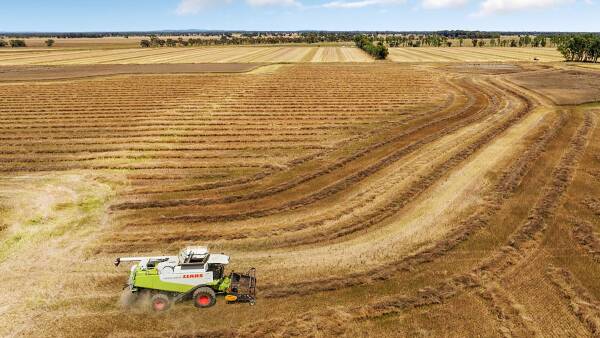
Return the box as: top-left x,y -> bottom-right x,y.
114,256 -> 171,267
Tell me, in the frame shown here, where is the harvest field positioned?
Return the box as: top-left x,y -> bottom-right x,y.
388,47 -> 564,62
1,54 -> 600,337
0,46 -> 563,65
0,46 -> 371,65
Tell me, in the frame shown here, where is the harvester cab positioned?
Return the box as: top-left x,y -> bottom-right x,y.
114,246 -> 256,311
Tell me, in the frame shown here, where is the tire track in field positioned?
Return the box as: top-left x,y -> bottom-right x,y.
546,266 -> 600,335
572,219 -> 600,263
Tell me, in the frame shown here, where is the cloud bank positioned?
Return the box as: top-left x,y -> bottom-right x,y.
475,0 -> 575,16
177,0 -> 297,15
176,0 -> 579,15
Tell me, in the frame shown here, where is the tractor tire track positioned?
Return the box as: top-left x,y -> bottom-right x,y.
546,266 -> 600,336
572,219 -> 600,263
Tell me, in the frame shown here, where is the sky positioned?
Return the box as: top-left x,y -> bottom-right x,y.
0,0 -> 598,32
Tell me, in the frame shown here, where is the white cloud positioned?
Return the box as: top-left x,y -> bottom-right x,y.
176,0 -> 231,15
322,0 -> 405,9
176,0 -> 297,15
422,0 -> 467,9
475,0 -> 575,16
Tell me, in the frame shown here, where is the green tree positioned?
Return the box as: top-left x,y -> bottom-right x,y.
45,39 -> 55,47
166,38 -> 177,47
557,34 -> 600,62
353,35 -> 389,60
9,39 -> 26,47
472,39 -> 478,47
0,39 -> 7,47
140,39 -> 151,48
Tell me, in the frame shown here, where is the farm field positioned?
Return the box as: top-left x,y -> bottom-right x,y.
0,46 -> 371,65
1,59 -> 599,337
0,46 -> 563,65
388,47 -> 563,62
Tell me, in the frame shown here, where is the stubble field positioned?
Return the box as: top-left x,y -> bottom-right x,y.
0,46 -> 562,65
0,47 -> 599,337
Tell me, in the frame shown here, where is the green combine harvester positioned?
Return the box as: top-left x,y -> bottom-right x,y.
114,246 -> 256,311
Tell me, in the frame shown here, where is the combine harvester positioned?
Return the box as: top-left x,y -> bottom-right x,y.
114,246 -> 256,311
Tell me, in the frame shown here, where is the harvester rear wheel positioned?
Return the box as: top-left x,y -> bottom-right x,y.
193,287 -> 216,308
151,294 -> 171,312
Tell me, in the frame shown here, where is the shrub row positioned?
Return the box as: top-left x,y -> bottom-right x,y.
0,39 -> 26,47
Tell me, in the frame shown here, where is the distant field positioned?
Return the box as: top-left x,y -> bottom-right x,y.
0,46 -> 565,64
0,46 -> 372,65
389,47 -> 563,62
14,36 -> 144,49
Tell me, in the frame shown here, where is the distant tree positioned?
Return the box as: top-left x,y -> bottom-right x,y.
149,35 -> 165,47
510,40 -> 518,48
0,39 -> 7,47
478,40 -> 485,47
165,38 -> 177,47
9,39 -> 26,47
459,38 -> 463,47
353,35 -> 388,59
140,39 -> 151,48
541,38 -> 547,47
472,39 -> 478,47
45,39 -> 55,47
558,34 -> 600,63
446,41 -> 452,47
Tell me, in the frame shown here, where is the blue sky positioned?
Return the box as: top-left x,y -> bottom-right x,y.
0,0 -> 598,32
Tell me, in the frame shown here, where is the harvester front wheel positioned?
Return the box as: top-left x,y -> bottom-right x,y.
193,287 -> 216,308
151,294 -> 171,312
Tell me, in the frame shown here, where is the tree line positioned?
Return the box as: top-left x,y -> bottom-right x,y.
353,35 -> 388,60
0,39 -> 56,47
556,34 -> 600,63
140,33 -> 366,47
0,39 -> 27,47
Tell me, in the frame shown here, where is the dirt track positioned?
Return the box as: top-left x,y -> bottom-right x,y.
0,62 -> 599,337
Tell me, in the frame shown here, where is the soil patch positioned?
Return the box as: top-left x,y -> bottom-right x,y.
509,69 -> 600,105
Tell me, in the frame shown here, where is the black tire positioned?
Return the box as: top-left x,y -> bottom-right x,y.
151,294 -> 171,312
193,287 -> 216,308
